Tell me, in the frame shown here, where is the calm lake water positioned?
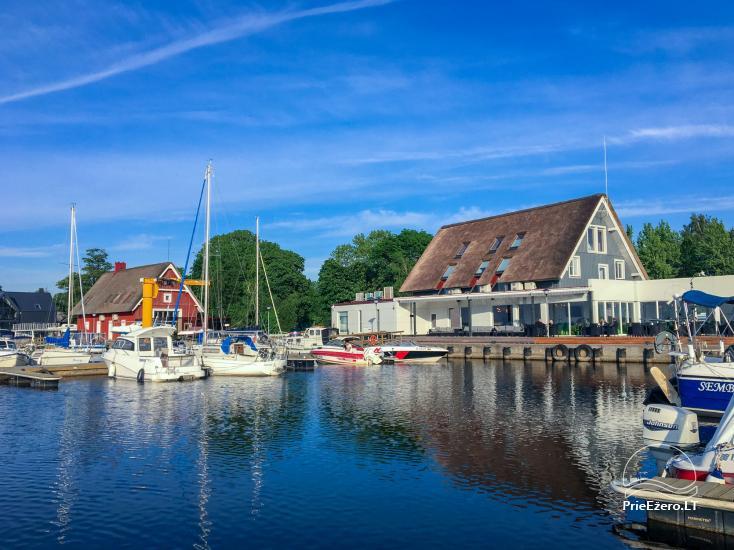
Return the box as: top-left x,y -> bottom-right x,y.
0,360 -> 654,549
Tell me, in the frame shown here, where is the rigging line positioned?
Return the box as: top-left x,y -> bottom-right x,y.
173,176 -> 207,327
259,248 -> 282,333
211,181 -> 258,325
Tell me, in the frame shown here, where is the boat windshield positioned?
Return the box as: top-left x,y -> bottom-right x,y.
325,339 -> 345,348
153,337 -> 168,354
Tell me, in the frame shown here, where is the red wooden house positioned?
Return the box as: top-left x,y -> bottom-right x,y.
71,262 -> 203,339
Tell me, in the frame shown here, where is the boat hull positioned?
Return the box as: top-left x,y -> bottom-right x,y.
104,354 -> 206,382
35,348 -> 103,366
381,349 -> 447,364
0,352 -> 26,368
677,360 -> 734,415
310,349 -> 377,366
202,354 -> 285,376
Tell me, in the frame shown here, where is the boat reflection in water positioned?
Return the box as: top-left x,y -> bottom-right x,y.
0,359 -> 670,548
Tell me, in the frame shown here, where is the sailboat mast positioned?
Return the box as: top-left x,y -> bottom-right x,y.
255,216 -> 259,328
67,204 -> 75,325
203,162 -> 212,345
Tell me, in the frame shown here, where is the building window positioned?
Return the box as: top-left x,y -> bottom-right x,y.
431,313 -> 437,329
509,232 -> 525,249
569,256 -> 581,278
614,259 -> 625,279
587,225 -> 607,254
454,242 -> 470,258
441,265 -> 456,280
488,236 -> 504,253
496,257 -> 511,273
163,292 -> 172,304
338,312 -> 349,333
598,264 -> 609,280
475,260 -> 490,277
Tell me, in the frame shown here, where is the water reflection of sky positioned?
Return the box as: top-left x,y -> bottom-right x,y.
0,360 -> 655,548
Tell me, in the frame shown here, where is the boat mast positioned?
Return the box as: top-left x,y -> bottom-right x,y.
203,161 -> 212,345
255,216 -> 259,328
67,204 -> 75,327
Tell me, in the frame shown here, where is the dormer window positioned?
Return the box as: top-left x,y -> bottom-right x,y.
488,236 -> 504,253
475,260 -> 490,277
509,232 -> 525,249
454,242 -> 470,258
441,265 -> 456,280
496,257 -> 511,273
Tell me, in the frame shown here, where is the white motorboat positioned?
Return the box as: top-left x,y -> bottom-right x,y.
103,325 -> 207,382
283,326 -> 339,352
0,338 -> 29,368
373,341 -> 448,364
199,336 -> 285,376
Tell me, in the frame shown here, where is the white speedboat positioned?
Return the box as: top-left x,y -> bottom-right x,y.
0,339 -> 29,368
103,325 -> 207,382
374,341 -> 448,364
199,336 -> 285,376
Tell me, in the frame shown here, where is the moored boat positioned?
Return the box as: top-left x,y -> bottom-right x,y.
373,341 -> 448,364
103,325 -> 207,382
199,336 -> 285,376
0,338 -> 29,367
310,338 -> 382,366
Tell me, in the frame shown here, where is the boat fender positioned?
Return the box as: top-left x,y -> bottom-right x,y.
551,344 -> 568,361
136,368 -> 145,384
724,345 -> 734,363
573,344 -> 593,361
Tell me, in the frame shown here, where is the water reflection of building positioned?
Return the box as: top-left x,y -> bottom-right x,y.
317,360 -> 649,510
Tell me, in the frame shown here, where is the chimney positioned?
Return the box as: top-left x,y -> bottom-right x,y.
114,261 -> 127,273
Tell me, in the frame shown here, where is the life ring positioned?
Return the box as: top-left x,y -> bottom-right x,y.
136,368 -> 145,383
551,344 -> 568,361
573,344 -> 593,362
368,334 -> 378,346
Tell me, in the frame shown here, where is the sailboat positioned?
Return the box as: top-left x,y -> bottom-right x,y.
196,163 -> 286,376
34,205 -> 104,366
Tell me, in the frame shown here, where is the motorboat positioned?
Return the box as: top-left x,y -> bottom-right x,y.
198,335 -> 285,376
103,325 -> 207,382
310,338 -> 382,366
0,338 -> 29,368
372,341 -> 448,364
283,326 -> 339,352
644,290 -> 734,416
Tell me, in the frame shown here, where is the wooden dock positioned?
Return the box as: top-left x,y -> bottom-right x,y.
618,477 -> 734,534
0,367 -> 61,389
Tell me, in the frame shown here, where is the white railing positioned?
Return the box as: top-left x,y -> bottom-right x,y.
12,322 -> 62,332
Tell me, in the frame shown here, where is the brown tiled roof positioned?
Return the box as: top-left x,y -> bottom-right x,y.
71,262 -> 172,315
400,194 -> 645,292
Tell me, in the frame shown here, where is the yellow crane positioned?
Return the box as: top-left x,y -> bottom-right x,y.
140,277 -> 209,328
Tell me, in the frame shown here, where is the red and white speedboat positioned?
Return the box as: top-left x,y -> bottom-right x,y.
310,338 -> 382,366
667,390 -> 734,483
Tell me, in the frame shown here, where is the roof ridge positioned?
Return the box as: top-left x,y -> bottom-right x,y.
440,193 -> 604,229
106,261 -> 171,274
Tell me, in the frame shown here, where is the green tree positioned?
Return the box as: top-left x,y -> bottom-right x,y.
635,221 -> 682,279
54,248 -> 113,317
189,230 -> 312,331
313,228 -> 433,325
679,214 -> 734,276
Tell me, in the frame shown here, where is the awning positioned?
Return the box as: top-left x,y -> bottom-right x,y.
682,290 -> 734,308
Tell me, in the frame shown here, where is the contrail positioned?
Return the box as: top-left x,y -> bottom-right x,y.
0,0 -> 394,106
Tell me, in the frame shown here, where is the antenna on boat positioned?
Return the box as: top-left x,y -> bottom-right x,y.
603,136 -> 609,197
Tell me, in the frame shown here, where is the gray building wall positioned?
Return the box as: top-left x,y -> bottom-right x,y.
558,202 -> 642,287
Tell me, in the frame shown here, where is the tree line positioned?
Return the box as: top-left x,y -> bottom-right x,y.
55,213 -> 733,330
633,214 -> 734,279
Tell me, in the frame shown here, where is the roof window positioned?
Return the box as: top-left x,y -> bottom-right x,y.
509,233 -> 525,250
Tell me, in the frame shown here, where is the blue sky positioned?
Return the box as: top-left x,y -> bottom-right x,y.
2,0 -> 734,292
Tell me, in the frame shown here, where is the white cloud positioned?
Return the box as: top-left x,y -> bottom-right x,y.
613,124 -> 734,143
0,244 -> 62,257
111,233 -> 172,251
616,195 -> 734,217
0,0 -> 394,105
